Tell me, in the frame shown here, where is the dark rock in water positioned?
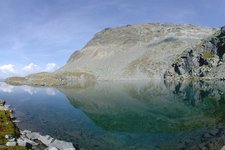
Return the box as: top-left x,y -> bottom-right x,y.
202,133 -> 211,139
198,143 -> 207,150
75,144 -> 80,150
209,129 -> 219,136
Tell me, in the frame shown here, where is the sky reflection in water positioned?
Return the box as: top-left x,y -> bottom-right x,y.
0,81 -> 225,149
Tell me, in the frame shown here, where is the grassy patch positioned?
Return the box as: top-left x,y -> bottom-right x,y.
0,146 -> 27,150
0,111 -> 19,145
202,51 -> 214,59
0,110 -> 20,146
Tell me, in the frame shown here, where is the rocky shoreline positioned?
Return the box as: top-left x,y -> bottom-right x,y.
0,100 -> 78,150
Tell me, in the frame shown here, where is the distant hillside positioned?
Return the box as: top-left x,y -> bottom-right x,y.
5,23 -> 220,86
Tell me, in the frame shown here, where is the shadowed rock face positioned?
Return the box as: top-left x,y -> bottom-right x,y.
59,80 -> 225,133
165,26 -> 225,80
5,23 -> 217,86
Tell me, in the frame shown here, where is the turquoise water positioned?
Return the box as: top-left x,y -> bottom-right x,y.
0,80 -> 225,149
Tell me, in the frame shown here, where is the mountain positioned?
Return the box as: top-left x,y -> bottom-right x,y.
5,23 -> 221,86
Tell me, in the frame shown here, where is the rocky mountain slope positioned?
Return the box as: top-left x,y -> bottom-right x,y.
164,26 -> 225,81
5,23 -> 220,86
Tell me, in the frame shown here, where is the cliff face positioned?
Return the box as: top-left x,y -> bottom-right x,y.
164,26 -> 225,81
5,23 -> 219,86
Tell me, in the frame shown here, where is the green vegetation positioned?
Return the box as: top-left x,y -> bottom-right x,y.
202,51 -> 214,59
0,110 -> 26,150
0,111 -> 18,145
0,147 -> 27,150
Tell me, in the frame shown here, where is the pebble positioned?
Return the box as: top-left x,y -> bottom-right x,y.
13,120 -> 20,123
5,135 -> 13,139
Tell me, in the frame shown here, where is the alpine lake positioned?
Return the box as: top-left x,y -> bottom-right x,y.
1,80 -> 225,150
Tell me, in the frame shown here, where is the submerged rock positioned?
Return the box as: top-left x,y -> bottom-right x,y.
20,130 -> 76,150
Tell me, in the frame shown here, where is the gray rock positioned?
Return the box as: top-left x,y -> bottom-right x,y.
0,100 -> 5,106
4,105 -> 11,109
20,130 -> 75,149
21,137 -> 39,146
17,138 -> 27,147
221,145 -> 225,150
38,135 -> 54,146
49,139 -> 75,150
13,120 -> 20,123
47,147 -> 59,150
10,114 -> 15,119
222,54 -> 225,62
26,132 -> 41,140
21,130 -> 31,135
6,141 -> 17,146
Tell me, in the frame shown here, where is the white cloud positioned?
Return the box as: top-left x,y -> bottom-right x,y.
23,63 -> 39,72
46,88 -> 56,96
44,63 -> 57,72
23,86 -> 38,95
0,62 -> 58,79
0,64 -> 16,73
0,82 -> 14,93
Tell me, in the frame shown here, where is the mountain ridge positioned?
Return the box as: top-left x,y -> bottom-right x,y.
5,23 -> 222,86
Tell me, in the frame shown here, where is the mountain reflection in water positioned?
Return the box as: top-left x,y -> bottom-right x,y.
1,80 -> 225,149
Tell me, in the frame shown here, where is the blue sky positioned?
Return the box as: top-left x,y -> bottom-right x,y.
0,0 -> 224,78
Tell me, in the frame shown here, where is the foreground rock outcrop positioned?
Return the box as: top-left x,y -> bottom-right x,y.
5,23 -> 222,86
0,101 -> 77,150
